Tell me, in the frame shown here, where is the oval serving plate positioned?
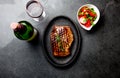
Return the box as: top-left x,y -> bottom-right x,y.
43,16 -> 81,67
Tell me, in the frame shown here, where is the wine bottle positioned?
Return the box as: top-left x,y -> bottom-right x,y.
10,21 -> 38,41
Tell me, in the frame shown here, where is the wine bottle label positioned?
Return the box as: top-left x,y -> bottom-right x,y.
27,28 -> 37,41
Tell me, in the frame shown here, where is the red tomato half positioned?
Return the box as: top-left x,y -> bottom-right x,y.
89,12 -> 97,17
84,19 -> 91,27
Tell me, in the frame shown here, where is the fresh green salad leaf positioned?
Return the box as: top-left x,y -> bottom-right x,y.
91,8 -> 94,11
88,16 -> 93,20
92,22 -> 95,27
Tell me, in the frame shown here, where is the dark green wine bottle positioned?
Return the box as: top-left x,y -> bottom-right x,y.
11,21 -> 37,41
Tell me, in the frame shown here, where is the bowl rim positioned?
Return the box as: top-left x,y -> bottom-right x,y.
77,4 -> 100,31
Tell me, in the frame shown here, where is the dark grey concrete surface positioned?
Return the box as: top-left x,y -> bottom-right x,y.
0,0 -> 120,78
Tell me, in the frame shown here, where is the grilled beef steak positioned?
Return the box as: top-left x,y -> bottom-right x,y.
50,25 -> 74,57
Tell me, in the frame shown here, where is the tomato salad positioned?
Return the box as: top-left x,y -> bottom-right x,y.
78,6 -> 97,27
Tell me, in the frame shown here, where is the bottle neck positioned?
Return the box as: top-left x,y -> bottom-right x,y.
11,23 -> 27,34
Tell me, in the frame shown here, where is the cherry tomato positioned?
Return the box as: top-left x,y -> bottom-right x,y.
78,15 -> 82,19
85,19 -> 91,27
80,6 -> 88,12
89,12 -> 97,17
79,15 -> 86,18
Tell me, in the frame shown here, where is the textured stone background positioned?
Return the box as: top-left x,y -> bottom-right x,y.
0,0 -> 120,78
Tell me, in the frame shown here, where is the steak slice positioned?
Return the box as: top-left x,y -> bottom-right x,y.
50,25 -> 74,57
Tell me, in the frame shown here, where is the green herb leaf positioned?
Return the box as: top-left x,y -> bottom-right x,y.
91,8 -> 94,11
88,16 -> 93,21
87,14 -> 90,17
56,34 -> 65,51
90,8 -> 96,15
92,23 -> 95,27
60,45 -> 65,51
93,16 -> 97,21
56,34 -> 60,42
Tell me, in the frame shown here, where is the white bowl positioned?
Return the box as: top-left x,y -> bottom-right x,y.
77,4 -> 100,31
